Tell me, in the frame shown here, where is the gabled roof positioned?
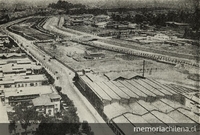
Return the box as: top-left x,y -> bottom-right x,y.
104,72 -> 144,81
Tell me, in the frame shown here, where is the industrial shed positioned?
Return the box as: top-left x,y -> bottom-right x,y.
104,72 -> 144,81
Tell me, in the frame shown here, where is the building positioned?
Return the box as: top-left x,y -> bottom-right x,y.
0,58 -> 33,65
32,93 -> 61,116
0,63 -> 41,77
75,71 -> 180,116
0,74 -> 48,89
84,52 -> 105,60
3,86 -> 54,105
0,53 -> 26,59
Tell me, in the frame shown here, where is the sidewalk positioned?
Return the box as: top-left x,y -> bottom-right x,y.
0,101 -> 10,135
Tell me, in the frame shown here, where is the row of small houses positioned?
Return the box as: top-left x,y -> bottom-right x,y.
72,39 -> 199,68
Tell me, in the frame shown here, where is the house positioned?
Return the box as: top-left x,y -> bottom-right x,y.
32,93 -> 61,116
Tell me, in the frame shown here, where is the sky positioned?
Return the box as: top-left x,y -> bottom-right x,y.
0,0 -> 192,8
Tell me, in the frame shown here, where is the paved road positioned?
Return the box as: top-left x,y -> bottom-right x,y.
46,17 -> 199,63
1,19 -> 115,135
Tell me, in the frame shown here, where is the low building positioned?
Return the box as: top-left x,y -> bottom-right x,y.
3,86 -> 54,105
32,93 -> 61,116
84,53 -> 105,60
0,53 -> 26,59
0,63 -> 41,77
0,58 -> 33,65
0,74 -> 48,89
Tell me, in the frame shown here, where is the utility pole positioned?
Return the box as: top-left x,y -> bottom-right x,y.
142,60 -> 145,77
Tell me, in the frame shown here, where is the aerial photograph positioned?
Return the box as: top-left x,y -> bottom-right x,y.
0,0 -> 199,135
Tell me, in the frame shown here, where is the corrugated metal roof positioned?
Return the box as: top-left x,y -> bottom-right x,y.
120,80 -> 148,98
127,80 -> 156,97
112,81 -> 139,98
142,79 -> 172,95
104,81 -> 130,99
134,80 -> 165,96
96,82 -> 121,100
147,79 -> 177,94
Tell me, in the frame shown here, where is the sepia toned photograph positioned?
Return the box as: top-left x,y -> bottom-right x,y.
0,0 -> 199,135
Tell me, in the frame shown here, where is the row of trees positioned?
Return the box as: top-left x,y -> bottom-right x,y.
111,10 -> 199,28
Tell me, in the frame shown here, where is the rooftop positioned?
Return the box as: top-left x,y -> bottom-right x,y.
104,72 -> 143,81
0,58 -> 32,65
0,53 -> 26,58
32,93 -> 61,106
4,86 -> 53,97
0,74 -> 47,85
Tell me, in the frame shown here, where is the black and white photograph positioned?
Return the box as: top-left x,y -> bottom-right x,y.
0,0 -> 199,135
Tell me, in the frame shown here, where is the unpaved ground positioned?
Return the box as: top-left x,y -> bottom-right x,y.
36,41 -> 199,88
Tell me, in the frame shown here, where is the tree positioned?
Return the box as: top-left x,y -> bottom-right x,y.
12,102 -> 39,135
9,121 -> 16,134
